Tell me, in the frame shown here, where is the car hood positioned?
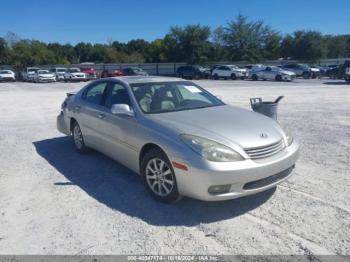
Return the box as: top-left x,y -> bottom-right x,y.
149,105 -> 285,149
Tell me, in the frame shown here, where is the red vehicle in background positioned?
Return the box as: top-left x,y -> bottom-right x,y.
100,69 -> 124,78
79,67 -> 99,80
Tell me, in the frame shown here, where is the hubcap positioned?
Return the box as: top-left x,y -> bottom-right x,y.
73,125 -> 83,149
145,158 -> 174,197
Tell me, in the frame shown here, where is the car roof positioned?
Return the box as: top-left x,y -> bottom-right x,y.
111,76 -> 184,85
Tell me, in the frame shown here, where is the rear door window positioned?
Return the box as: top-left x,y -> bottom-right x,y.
83,82 -> 108,105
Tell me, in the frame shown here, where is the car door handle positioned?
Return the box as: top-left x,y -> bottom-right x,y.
97,113 -> 106,119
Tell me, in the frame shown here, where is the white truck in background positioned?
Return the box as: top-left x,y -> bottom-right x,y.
21,67 -> 40,82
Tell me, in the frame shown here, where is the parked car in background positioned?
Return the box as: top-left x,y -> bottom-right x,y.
122,67 -> 148,76
21,67 -> 40,82
245,64 -> 266,73
57,76 -> 299,203
343,61 -> 350,83
100,69 -> 124,78
309,66 -> 321,78
210,64 -> 220,75
326,65 -> 342,79
250,66 -> 296,81
50,67 -> 67,81
33,70 -> 56,83
282,64 -> 316,79
0,70 -> 16,82
177,65 -> 210,79
314,66 -> 328,76
80,67 -> 99,80
211,65 -> 247,80
64,68 -> 87,82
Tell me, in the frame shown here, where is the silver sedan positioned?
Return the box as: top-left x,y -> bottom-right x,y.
57,76 -> 299,202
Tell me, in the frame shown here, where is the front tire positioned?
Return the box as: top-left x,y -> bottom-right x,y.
231,73 -> 237,80
252,74 -> 258,81
72,121 -> 89,153
141,148 -> 181,203
213,74 -> 219,80
275,75 -> 282,81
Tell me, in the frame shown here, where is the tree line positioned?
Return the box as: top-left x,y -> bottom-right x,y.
1,15 -> 350,68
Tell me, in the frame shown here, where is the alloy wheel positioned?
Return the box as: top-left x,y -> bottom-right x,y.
145,158 -> 174,197
73,124 -> 83,150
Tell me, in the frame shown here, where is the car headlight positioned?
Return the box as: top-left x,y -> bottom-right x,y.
180,134 -> 243,162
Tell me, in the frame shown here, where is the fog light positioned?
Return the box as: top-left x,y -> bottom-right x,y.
208,184 -> 231,194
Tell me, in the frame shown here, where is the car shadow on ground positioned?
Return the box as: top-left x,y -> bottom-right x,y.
33,137 -> 275,226
323,81 -> 349,85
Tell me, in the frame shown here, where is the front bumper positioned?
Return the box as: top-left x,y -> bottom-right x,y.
70,76 -> 86,81
38,77 -> 56,82
171,141 -> 299,201
0,77 -> 15,81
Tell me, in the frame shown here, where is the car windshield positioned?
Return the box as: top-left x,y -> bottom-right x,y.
38,70 -> 50,74
229,65 -> 239,69
130,81 -> 224,114
69,68 -> 81,73
0,70 -> 11,74
57,68 -> 66,72
28,68 -> 39,72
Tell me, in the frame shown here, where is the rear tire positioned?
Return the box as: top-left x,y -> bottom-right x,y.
213,74 -> 219,80
141,148 -> 181,203
72,121 -> 89,153
252,74 -> 258,81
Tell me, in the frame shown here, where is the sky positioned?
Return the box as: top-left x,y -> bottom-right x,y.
1,0 -> 349,44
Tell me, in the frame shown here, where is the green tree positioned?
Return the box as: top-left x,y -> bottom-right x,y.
163,25 -> 211,63
288,31 -> 326,62
148,39 -> 166,62
210,27 -> 226,62
221,14 -> 280,62
0,37 -> 9,64
280,34 -> 294,59
325,35 -> 350,58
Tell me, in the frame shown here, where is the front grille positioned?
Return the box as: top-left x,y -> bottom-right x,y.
245,140 -> 284,159
243,166 -> 294,190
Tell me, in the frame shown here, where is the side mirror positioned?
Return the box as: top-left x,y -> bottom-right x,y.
111,104 -> 135,117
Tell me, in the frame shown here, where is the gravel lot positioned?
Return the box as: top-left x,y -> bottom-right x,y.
0,78 -> 349,255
